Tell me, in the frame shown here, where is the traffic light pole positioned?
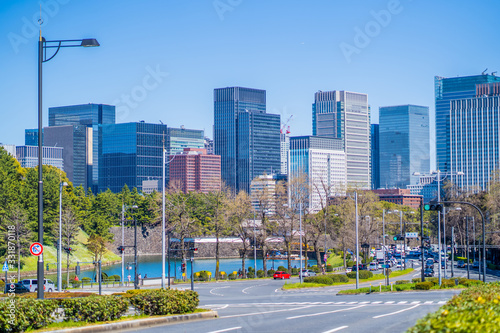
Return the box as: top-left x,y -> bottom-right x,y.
451,227 -> 455,278
420,204 -> 425,282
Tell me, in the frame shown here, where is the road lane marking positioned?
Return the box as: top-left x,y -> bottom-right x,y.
384,301 -> 395,304
411,301 -> 420,304
398,301 -> 408,304
323,326 -> 349,333
242,283 -> 268,294
373,304 -> 421,318
372,301 -> 382,304
210,286 -> 230,296
220,305 -> 313,319
438,301 -> 446,304
424,301 -> 433,304
207,327 -> 242,333
286,305 -> 366,320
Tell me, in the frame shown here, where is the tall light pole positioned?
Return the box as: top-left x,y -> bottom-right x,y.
253,211 -> 257,275
37,33 -> 99,299
299,203 -> 303,284
57,181 -> 67,291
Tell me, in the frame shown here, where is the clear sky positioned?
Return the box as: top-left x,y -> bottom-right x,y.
1,0 -> 499,169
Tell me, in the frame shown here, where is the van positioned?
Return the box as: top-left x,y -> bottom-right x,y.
21,279 -> 55,292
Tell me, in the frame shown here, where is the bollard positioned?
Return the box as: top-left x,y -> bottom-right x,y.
379,282 -> 382,292
391,282 -> 393,291
455,278 -> 459,286
369,284 -> 372,293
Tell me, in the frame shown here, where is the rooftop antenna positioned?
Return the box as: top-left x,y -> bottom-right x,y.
482,68 -> 488,75
492,72 -> 497,76
159,120 -> 163,125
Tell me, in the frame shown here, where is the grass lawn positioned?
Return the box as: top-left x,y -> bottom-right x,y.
326,254 -> 344,267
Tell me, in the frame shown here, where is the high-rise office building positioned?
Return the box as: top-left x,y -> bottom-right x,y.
370,124 -> 380,190
49,103 -> 115,192
280,131 -> 290,175
379,105 -> 430,188
25,129 -> 41,146
250,173 -> 287,215
165,127 -> 205,184
99,122 -> 167,193
289,136 -> 346,212
312,90 -> 371,188
214,87 -> 280,193
15,145 -> 64,170
435,74 -> 500,173
44,125 -> 89,188
449,82 -> 500,191
169,148 -> 221,194
204,137 -> 214,155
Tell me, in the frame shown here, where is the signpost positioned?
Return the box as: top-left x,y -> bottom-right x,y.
3,260 -> 8,293
405,232 -> 419,238
30,242 -> 44,256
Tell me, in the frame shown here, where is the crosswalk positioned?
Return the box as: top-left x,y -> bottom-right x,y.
203,300 -> 447,308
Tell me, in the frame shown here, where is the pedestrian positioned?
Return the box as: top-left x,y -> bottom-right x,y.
138,273 -> 142,281
144,274 -> 147,279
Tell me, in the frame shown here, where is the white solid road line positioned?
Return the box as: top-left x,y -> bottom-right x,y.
242,283 -> 268,294
220,305 -> 313,319
286,305 -> 366,320
206,326 -> 242,333
372,304 -> 421,319
210,286 -> 230,296
322,326 -> 349,333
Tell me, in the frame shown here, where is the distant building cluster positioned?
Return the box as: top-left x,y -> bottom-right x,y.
3,74 -> 500,208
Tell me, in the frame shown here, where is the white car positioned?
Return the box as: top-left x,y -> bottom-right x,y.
299,269 -> 317,277
368,262 -> 378,271
21,279 -> 55,292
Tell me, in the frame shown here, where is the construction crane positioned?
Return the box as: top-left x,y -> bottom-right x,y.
280,115 -> 293,134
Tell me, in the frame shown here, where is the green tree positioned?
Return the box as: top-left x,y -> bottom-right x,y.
86,234 -> 108,282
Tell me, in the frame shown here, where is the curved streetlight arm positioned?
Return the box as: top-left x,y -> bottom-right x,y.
441,200 -> 486,282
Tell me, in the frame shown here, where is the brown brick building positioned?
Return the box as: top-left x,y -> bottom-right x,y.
371,189 -> 422,209
169,148 -> 221,193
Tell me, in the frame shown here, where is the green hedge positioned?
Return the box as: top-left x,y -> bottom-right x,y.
395,280 -> 410,285
0,298 -> 59,332
303,275 -> 334,285
408,282 -> 500,332
267,269 -> 276,276
129,289 -> 199,316
415,281 -> 433,290
257,270 -> 265,278
346,271 -> 373,279
326,264 -> 333,272
277,266 -> 288,273
60,295 -> 129,322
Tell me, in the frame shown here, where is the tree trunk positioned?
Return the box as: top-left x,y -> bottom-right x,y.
315,240 -> 322,274
66,252 -> 70,287
286,241 -> 292,273
17,235 -> 21,282
241,243 -> 247,278
262,243 -> 267,277
181,238 -> 186,281
215,232 -> 220,280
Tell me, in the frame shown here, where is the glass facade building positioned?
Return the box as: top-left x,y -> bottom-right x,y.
312,90 -> 370,188
379,105 -> 430,188
449,82 -> 500,191
166,127 -> 205,184
25,129 -> 41,146
214,87 -> 280,193
49,103 -> 116,192
371,124 -> 380,190
99,122 -> 167,193
15,145 -> 64,170
435,75 -> 500,173
289,136 -> 346,212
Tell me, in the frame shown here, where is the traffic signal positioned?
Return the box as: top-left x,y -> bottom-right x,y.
424,202 -> 443,212
117,246 -> 125,254
46,264 -> 50,271
75,265 -> 81,275
393,235 -> 404,241
64,247 -> 73,254
181,263 -> 186,271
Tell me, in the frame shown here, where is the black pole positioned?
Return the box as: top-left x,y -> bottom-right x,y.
466,217 -> 470,280
98,260 -> 102,295
167,233 -> 171,288
37,34 -> 44,300
451,227 -> 454,278
134,215 -> 138,289
190,255 -> 194,291
420,203 -> 425,282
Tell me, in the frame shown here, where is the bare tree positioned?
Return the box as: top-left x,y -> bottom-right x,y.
62,208 -> 79,286
5,208 -> 31,281
228,191 -> 252,278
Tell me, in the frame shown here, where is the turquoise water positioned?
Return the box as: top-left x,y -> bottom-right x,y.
79,255 -> 318,280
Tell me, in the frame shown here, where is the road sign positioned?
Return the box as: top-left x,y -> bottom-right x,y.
405,232 -> 418,238
381,264 -> 390,268
2,260 -> 8,272
29,242 -> 44,256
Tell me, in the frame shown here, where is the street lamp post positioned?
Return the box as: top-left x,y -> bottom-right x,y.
299,203 -> 303,284
253,211 -> 257,275
37,34 -> 99,299
162,147 -> 176,289
355,192 -> 359,289
57,181 -> 67,292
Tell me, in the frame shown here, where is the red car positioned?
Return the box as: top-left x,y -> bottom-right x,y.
273,271 -> 291,279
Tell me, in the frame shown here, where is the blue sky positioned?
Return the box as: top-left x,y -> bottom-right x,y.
1,0 -> 499,169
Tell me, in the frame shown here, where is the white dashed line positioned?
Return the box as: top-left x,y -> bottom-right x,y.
287,305 -> 366,320
322,326 -> 349,333
373,304 -> 421,319
210,286 -> 230,296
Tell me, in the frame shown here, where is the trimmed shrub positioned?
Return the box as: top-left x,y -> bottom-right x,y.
0,298 -> 58,332
256,270 -> 265,278
395,283 -> 414,291
129,289 -> 199,316
330,274 -> 349,283
267,269 -> 276,276
346,260 -> 354,267
60,295 -> 128,322
247,266 -> 254,273
395,280 -> 410,285
196,271 -> 210,281
228,272 -> 237,280
82,277 -> 91,282
346,271 -> 373,279
101,272 -> 108,281
303,275 -> 334,285
277,266 -> 288,273
311,265 -> 321,273
326,264 -> 333,272
412,278 -> 421,284
291,268 -> 299,275
110,275 -> 121,282
458,278 -> 483,287
0,280 -> 4,290
415,281 -> 433,290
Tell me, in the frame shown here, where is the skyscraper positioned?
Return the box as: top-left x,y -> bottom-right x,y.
99,122 -> 167,193
312,90 -> 371,188
435,74 -> 500,173
450,82 -> 500,191
214,87 -> 280,193
379,105 -> 430,188
15,145 -> 64,170
289,136 -> 346,212
49,103 -> 115,192
370,124 -> 380,190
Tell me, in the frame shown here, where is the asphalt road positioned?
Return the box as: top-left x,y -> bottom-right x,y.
117,274 -> 460,333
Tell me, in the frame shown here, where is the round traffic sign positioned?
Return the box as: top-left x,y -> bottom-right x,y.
30,242 -> 44,256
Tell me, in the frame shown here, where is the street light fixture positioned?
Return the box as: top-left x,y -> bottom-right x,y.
37,33 -> 99,299
57,181 -> 68,292
121,204 -> 138,286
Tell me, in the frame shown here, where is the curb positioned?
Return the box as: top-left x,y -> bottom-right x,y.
47,310 -> 219,332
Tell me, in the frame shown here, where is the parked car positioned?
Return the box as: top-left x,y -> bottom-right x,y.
351,264 -> 367,271
4,283 -> 30,294
299,269 -> 316,277
457,260 -> 465,268
273,271 -> 291,280
368,262 -> 378,271
21,278 -> 55,292
472,261 -> 480,269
